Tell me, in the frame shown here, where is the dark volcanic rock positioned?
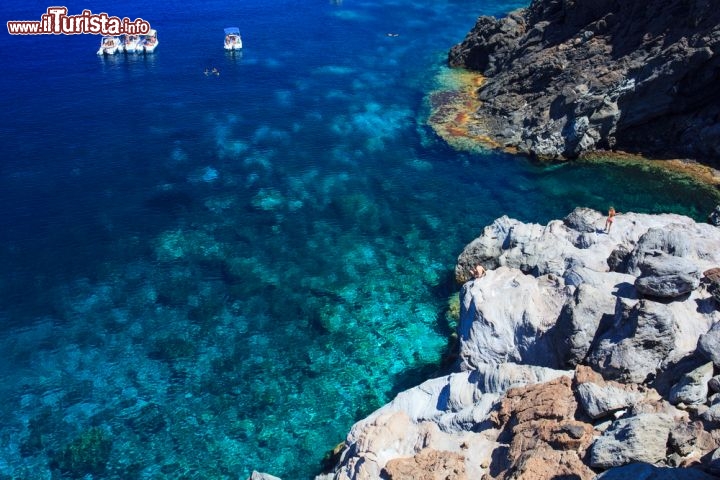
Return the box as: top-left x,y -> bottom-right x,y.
448,0 -> 720,162
590,413 -> 674,468
596,463 -> 720,480
698,321 -> 720,367
710,206 -> 720,226
634,251 -> 701,298
553,283 -> 616,367
705,267 -> 720,306
669,361 -> 713,405
586,299 -> 677,383
607,245 -> 631,273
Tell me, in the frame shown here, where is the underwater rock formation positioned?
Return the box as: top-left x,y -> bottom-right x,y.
446,0 -> 720,162
318,208 -> 720,479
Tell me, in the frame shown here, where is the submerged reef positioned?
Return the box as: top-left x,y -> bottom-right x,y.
319,208 -> 720,479
50,427 -> 112,478
445,0 -> 720,163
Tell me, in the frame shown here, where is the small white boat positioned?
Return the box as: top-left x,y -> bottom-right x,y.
224,27 -> 242,51
97,35 -> 122,55
121,34 -> 142,53
139,29 -> 159,53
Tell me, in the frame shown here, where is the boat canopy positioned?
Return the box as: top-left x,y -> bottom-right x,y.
147,29 -> 157,37
224,27 -> 240,35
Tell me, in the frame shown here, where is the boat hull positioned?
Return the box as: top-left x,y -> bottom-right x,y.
97,36 -> 122,55
97,46 -> 120,55
123,42 -> 141,53
141,41 -> 159,53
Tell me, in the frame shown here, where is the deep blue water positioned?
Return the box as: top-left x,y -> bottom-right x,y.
0,1 -> 717,479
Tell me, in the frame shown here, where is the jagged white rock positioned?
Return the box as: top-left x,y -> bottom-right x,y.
319,364 -> 570,479
319,209 -> 720,479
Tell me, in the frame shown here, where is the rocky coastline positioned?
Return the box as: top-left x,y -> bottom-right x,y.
316,207 -> 720,479
254,4 -> 720,477
444,0 -> 720,164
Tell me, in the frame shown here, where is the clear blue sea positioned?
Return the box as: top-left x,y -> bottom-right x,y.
0,1 -> 717,479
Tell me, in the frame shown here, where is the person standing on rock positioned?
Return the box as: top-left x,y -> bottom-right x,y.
605,207 -> 618,232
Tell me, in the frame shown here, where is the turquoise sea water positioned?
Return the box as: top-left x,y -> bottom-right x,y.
0,1 -> 717,479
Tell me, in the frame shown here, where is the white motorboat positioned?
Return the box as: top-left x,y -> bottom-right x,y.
139,29 -> 159,53
224,27 -> 242,51
121,34 -> 142,53
97,35 -> 122,55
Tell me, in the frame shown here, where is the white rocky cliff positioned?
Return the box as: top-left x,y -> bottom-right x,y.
316,207 -> 720,480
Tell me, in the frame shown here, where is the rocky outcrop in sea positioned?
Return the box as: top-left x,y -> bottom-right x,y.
318,208 -> 720,479
446,0 -> 720,162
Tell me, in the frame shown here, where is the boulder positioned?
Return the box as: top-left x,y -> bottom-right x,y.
669,362 -> 714,405
702,394 -> 720,423
703,268 -> 720,306
563,207 -> 602,234
634,251 -> 701,299
709,206 -> 720,227
553,283 -> 617,367
607,245 -> 631,273
625,226 -> 720,276
590,414 -> 674,468
596,463 -> 720,480
574,366 -> 647,420
698,322 -> 720,367
586,299 -> 677,383
667,421 -> 717,460
458,267 -> 567,368
709,375 -> 720,393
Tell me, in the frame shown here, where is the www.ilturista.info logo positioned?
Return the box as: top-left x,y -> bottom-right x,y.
7,7 -> 151,35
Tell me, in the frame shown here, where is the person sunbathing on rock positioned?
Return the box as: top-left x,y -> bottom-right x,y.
473,264 -> 486,279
